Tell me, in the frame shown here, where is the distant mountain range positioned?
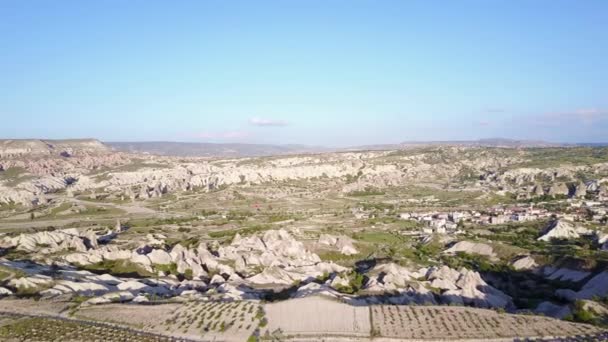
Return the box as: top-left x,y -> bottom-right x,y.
344,138 -> 564,151
107,138 -> 604,157
106,141 -> 330,157
1,138 -> 606,158
0,139 -> 109,157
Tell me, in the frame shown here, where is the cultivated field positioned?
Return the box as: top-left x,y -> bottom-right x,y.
370,305 -> 603,340
76,300 -> 262,342
0,314 -> 174,341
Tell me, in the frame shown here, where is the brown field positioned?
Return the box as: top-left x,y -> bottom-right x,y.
263,296 -> 371,338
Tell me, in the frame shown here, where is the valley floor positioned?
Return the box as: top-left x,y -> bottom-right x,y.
0,296 -> 605,341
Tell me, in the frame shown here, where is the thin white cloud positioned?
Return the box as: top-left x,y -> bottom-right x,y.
249,117 -> 288,127
574,108 -> 608,124
534,108 -> 608,127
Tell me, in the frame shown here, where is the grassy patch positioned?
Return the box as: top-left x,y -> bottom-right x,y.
0,167 -> 35,186
403,186 -> 484,204
81,259 -> 154,278
48,202 -> 73,216
76,205 -> 125,216
353,231 -> 402,244
332,271 -> 366,294
518,147 -> 608,169
208,224 -> 272,239
347,187 -> 386,197
0,265 -> 26,280
127,216 -> 198,228
155,263 -> 179,276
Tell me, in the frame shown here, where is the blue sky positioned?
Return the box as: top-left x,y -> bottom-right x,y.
1,1 -> 607,146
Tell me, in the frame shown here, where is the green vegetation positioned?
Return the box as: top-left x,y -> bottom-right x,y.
0,167 -> 35,186
71,294 -> 93,304
199,209 -> 219,216
78,205 -> 125,216
398,219 -> 424,231
81,259 -> 154,278
347,187 -> 386,197
483,220 -> 547,250
0,201 -> 21,212
3,248 -> 34,261
400,186 -> 485,206
0,265 -> 26,280
518,147 -> 608,169
333,271 -> 366,294
113,160 -> 171,173
410,238 -> 443,264
359,202 -> 395,212
267,213 -> 298,223
442,252 -> 510,273
523,194 -> 569,204
127,216 -> 198,228
226,210 -> 254,221
345,170 -> 364,184
350,230 -> 442,266
155,263 -> 179,277
565,301 -> 608,327
456,165 -> 480,182
208,224 -> 272,239
0,316 -> 171,341
317,245 -> 374,266
166,236 -> 200,249
48,202 -> 73,216
353,231 -> 402,244
183,268 -> 193,280
92,173 -> 112,182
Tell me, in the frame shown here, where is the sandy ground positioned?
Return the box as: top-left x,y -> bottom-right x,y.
0,298 -> 71,316
264,295 -> 371,338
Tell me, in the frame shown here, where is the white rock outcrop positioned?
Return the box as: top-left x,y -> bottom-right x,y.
511,256 -> 537,271
443,241 -> 495,258
317,234 -> 359,255
538,220 -> 591,242
363,264 -> 512,309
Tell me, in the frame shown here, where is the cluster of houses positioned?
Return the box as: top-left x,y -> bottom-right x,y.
350,197 -> 608,236
397,200 -> 608,235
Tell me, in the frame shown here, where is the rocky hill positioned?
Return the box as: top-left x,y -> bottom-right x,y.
0,139 -> 109,158
107,141 -> 329,157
